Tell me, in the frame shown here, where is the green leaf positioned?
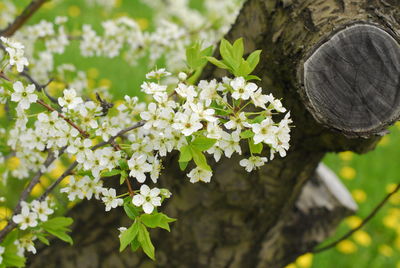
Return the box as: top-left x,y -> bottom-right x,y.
42,217 -> 73,229
251,115 -> 265,124
232,38 -> 244,62
130,237 -> 141,251
206,56 -> 230,70
190,148 -> 211,171
2,231 -> 25,268
37,233 -> 50,246
120,170 -> 128,184
140,213 -> 176,232
3,251 -> 25,268
119,159 -> 129,170
240,130 -> 255,139
124,202 -> 140,219
138,224 -> 155,260
236,58 -> 251,77
191,137 -> 217,151
246,50 -> 261,73
41,217 -> 74,245
120,220 -> 140,252
179,145 -> 192,162
249,138 -> 263,154
101,169 -> 121,177
178,161 -> 189,171
219,39 -> 237,70
186,43 -> 212,70
246,75 -> 261,81
45,229 -> 73,245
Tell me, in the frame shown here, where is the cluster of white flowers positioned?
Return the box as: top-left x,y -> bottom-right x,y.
12,199 -> 54,230
0,37 -> 29,72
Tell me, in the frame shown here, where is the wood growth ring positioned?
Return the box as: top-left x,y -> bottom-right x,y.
303,24 -> 400,136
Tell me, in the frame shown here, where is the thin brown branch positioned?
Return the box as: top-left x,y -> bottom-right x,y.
312,183 -> 400,253
36,99 -> 90,138
0,148 -> 62,241
0,0 -> 47,37
0,121 -> 145,242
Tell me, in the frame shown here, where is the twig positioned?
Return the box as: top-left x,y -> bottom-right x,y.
38,120 -> 145,200
312,183 -> 400,253
36,99 -> 90,138
0,149 -> 62,241
0,121 -> 145,242
0,0 -> 47,37
21,71 -> 58,104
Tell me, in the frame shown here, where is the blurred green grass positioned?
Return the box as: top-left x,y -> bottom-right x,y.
3,1 -> 400,267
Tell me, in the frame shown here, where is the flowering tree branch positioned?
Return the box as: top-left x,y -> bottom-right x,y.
0,0 -> 47,37
36,99 -> 90,138
0,120 -> 145,243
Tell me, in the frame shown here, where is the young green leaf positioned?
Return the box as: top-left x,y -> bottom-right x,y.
101,169 -> 121,177
191,137 -> 217,151
219,39 -> 237,70
120,170 -> 128,184
130,237 -> 141,252
140,212 -> 176,232
232,38 -> 244,62
240,130 -> 255,139
190,148 -> 211,171
206,56 -> 230,70
124,202 -> 140,219
246,50 -> 261,73
45,229 -> 73,245
118,159 -> 129,170
120,220 -> 140,252
178,161 -> 189,171
179,145 -> 192,162
138,224 -> 155,260
42,217 -> 73,229
249,138 -> 263,154
37,233 -> 50,246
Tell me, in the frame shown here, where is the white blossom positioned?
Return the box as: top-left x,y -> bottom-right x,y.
11,82 -> 37,110
132,184 -> 162,214
101,188 -> 123,211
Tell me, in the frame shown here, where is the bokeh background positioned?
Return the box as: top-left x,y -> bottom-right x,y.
1,1 -> 400,267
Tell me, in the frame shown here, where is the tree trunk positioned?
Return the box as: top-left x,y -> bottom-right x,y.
29,0 -> 400,267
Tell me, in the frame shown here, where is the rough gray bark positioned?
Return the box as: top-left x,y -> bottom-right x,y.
29,0 -> 400,267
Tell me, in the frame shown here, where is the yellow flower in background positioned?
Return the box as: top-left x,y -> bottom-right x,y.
339,151 -> 353,162
346,216 -> 362,228
379,244 -> 393,257
378,135 -> 390,146
43,1 -> 55,10
339,166 -> 356,180
31,183 -> 44,197
68,6 -> 81,17
87,68 -> 100,79
87,79 -> 96,89
136,18 -> 149,30
383,213 -> 399,229
114,0 -> 122,8
296,253 -> 313,268
99,79 -> 112,88
351,189 -> 367,203
387,183 -> 398,193
6,156 -> 20,170
353,230 -> 371,246
48,160 -> 66,180
0,104 -> 5,118
337,240 -> 357,254
0,207 -> 11,230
